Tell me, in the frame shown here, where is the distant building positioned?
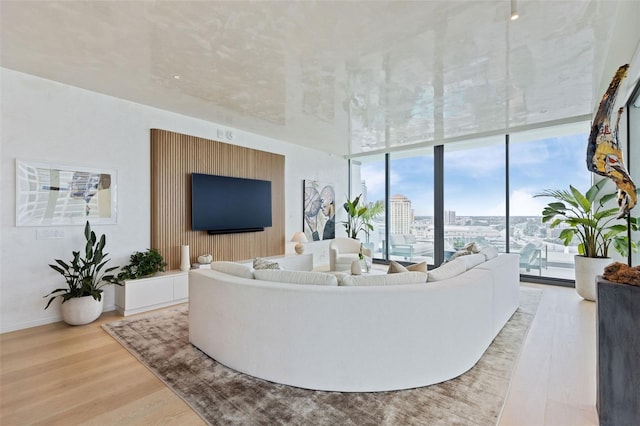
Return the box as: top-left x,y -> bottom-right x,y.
360,180 -> 368,204
445,210 -> 456,225
390,194 -> 412,234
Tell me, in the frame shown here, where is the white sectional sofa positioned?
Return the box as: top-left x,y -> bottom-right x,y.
189,252 -> 519,392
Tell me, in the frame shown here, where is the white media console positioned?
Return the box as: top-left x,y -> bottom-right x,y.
115,270 -> 188,316
115,254 -> 313,316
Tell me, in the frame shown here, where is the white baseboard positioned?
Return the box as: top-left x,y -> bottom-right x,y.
1,305 -> 117,333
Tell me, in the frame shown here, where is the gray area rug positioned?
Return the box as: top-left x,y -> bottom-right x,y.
103,287 -> 541,426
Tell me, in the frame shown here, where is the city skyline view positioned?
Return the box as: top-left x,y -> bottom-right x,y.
352,125 -> 616,280
360,132 -> 592,217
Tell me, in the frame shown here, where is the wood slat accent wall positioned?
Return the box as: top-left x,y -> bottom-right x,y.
150,129 -> 285,269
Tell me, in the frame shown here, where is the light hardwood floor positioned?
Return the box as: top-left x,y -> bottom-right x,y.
1,283 -> 598,425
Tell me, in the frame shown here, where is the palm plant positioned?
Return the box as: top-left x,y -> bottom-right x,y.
342,195 -> 384,240
535,179 -> 638,258
44,221 -> 120,309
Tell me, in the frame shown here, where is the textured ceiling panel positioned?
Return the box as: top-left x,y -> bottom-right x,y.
0,1 -> 629,155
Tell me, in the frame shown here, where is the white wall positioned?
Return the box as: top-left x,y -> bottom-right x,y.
0,68 -> 347,332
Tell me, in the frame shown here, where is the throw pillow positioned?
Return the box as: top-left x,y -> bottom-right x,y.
428,259 -> 466,282
253,257 -> 281,270
210,261 -> 255,279
406,261 -> 427,272
253,270 -> 338,286
463,242 -> 480,253
387,261 -> 408,274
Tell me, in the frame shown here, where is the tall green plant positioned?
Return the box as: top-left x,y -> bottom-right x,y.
44,221 -> 120,309
342,195 -> 384,240
342,194 -> 367,239
535,179 -> 638,258
362,200 -> 384,242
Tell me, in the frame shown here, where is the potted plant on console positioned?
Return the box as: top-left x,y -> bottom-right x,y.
44,221 -> 121,325
536,179 -> 638,301
116,248 -> 167,281
113,248 -> 185,316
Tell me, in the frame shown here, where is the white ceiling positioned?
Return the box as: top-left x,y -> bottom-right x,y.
0,1 -> 635,156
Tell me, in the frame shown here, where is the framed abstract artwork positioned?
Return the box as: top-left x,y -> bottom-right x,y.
303,180 -> 335,241
15,160 -> 117,226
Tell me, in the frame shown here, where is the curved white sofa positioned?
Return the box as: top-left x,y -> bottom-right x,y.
189,253 -> 519,392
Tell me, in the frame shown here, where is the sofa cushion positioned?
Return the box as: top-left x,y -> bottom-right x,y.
253,257 -> 282,270
210,261 -> 255,279
254,269 -> 338,286
341,271 -> 427,286
459,253 -> 486,270
480,246 -> 499,260
428,259 -> 466,282
337,253 -> 360,262
327,271 -> 351,286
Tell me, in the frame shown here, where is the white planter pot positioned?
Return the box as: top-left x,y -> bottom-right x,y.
574,255 -> 612,302
61,295 -> 104,325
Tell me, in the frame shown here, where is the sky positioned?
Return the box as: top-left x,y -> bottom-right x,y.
360,132 -> 594,216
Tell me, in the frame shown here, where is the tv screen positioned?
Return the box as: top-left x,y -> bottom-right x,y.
191,173 -> 272,234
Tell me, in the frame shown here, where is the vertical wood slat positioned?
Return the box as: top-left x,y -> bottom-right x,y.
150,129 -> 285,270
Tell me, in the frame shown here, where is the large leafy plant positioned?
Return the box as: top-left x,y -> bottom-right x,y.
536,179 -> 638,258
342,194 -> 384,240
117,248 -> 167,280
44,221 -> 120,309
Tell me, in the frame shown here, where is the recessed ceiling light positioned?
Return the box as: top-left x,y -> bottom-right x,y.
173,75 -> 181,80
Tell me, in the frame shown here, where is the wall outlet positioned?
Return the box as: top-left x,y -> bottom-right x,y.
37,229 -> 65,240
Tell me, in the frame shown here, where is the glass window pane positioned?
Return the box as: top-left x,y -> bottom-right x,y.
509,121 -> 590,279
444,136 -> 506,261
351,154 -> 387,259
389,148 -> 435,264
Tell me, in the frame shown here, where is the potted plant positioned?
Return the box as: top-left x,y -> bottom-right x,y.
117,248 -> 167,281
536,179 -> 638,301
44,221 -> 121,325
342,194 -> 384,242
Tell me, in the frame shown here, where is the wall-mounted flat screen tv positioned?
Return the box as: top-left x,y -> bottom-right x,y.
191,173 -> 272,234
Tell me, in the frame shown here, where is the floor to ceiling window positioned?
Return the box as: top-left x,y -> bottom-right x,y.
348,118 -> 603,284
444,136 -> 505,261
389,148 -> 435,264
350,154 -> 387,259
509,122 -> 590,279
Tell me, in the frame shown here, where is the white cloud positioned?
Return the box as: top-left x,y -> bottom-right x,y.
489,188 -> 548,216
360,165 -> 401,201
445,148 -> 504,177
